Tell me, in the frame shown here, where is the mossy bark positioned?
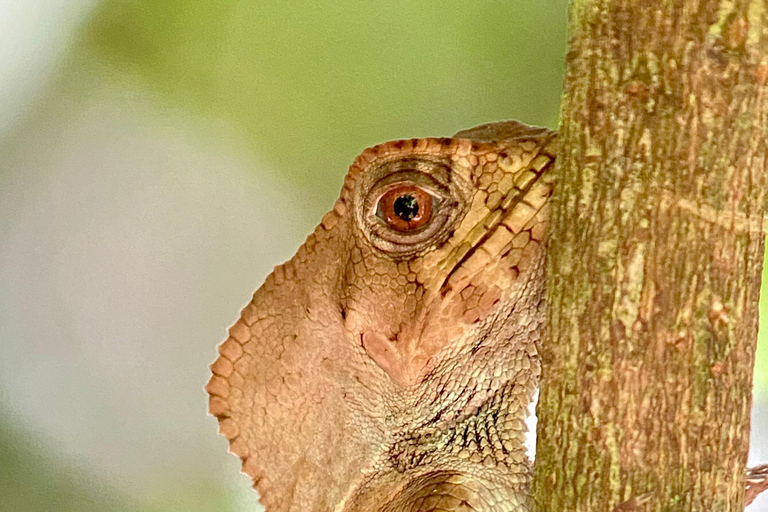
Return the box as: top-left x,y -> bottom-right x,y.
534,1 -> 768,511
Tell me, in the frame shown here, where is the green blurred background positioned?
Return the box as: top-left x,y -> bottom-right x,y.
0,1 -> 765,511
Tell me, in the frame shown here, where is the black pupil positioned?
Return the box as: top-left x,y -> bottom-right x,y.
393,194 -> 419,221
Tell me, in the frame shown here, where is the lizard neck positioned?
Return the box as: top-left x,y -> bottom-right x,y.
342,254 -> 545,512
376,470 -> 530,512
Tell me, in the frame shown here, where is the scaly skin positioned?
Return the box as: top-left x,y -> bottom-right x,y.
207,120 -> 556,511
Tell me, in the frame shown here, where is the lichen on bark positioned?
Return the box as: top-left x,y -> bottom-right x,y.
534,0 -> 768,511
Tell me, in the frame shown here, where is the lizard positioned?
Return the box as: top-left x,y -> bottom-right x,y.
207,120 -> 556,512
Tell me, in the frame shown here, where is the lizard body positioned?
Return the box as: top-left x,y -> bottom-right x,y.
207,120 -> 556,511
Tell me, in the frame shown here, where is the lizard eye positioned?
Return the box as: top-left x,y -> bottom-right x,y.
358,160 -> 470,257
375,185 -> 436,232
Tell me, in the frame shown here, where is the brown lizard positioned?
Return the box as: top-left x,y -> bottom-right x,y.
207,120 -> 556,511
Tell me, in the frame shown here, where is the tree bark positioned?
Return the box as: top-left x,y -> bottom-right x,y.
533,1 -> 768,511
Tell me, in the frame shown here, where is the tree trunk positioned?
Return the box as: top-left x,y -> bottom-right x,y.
533,1 -> 768,511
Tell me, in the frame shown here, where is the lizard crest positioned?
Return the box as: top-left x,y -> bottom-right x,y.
207,121 -> 556,511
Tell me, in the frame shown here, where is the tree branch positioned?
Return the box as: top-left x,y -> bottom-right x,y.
534,0 -> 768,510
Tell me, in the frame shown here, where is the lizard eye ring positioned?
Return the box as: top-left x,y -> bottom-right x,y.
358,162 -> 468,257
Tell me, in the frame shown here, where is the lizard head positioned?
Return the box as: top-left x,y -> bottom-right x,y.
207,121 -> 556,511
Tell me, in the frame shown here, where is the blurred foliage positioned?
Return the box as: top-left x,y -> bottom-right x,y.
0,413 -> 238,512
0,419 -> 129,512
82,0 -> 568,214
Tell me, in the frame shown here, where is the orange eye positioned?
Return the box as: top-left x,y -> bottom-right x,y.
376,184 -> 434,232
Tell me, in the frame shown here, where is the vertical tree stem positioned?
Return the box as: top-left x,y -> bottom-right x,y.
534,1 -> 768,510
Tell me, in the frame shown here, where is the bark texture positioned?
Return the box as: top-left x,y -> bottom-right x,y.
534,1 -> 768,511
